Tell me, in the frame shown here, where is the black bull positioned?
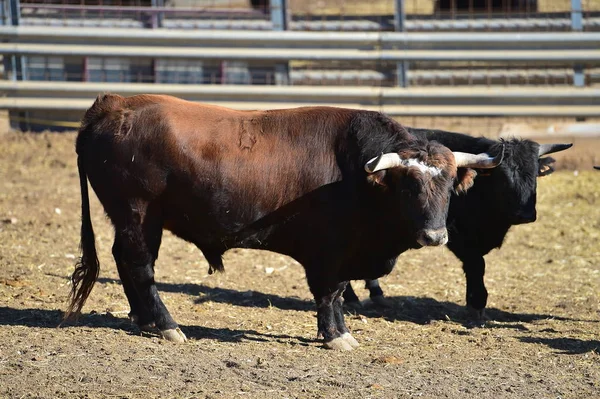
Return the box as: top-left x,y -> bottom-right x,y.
66,94 -> 503,350
343,129 -> 572,319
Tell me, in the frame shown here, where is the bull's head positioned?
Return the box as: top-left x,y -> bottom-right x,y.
483,141 -> 572,225
364,142 -> 503,247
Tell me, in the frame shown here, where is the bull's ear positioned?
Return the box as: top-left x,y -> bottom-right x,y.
538,157 -> 556,177
454,168 -> 477,195
367,170 -> 387,188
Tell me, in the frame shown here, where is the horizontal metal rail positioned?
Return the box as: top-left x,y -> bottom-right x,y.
1,82 -> 599,117
1,97 -> 598,117
1,26 -> 600,47
1,42 -> 599,62
1,81 -> 599,102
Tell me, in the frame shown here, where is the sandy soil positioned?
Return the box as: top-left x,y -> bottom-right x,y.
0,130 -> 598,399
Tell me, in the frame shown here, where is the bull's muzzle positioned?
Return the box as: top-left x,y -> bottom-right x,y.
417,228 -> 448,247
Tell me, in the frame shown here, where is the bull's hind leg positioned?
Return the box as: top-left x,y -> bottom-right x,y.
113,202 -> 186,342
112,239 -> 154,330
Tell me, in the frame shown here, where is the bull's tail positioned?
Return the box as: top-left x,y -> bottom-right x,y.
63,154 -> 100,321
64,94 -> 124,321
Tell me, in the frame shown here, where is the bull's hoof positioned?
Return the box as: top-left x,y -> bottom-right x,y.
466,306 -> 488,327
370,295 -> 391,308
161,327 -> 187,343
324,337 -> 354,351
341,332 -> 360,348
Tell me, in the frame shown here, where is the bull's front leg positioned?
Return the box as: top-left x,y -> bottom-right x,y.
307,271 -> 356,350
365,279 -> 390,306
343,279 -> 389,308
363,258 -> 396,307
460,254 -> 488,323
332,286 -> 360,348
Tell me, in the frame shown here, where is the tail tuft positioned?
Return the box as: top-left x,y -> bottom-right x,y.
204,250 -> 225,275
64,254 -> 99,320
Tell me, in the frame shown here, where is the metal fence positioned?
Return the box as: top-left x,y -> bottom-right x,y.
12,0 -> 600,32
1,0 -> 600,131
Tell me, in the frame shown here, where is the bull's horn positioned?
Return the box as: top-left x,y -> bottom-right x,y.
453,150 -> 503,169
365,153 -> 402,173
594,166 -> 600,170
538,143 -> 572,157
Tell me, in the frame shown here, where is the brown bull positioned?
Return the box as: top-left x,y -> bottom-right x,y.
67,94 -> 501,350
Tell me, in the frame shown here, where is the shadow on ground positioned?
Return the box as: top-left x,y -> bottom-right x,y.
344,295 -> 588,327
93,277 -> 593,328
518,337 -> 600,354
0,306 -> 318,345
35,276 -> 597,351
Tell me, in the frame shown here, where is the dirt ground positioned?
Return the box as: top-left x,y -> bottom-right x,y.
0,128 -> 598,399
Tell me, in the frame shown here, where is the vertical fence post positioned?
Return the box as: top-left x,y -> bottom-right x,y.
82,56 -> 89,82
271,0 -> 289,85
1,0 -> 8,26
151,0 -> 163,29
8,0 -> 25,81
7,0 -> 28,130
8,0 -> 18,26
394,0 -> 408,87
571,0 -> 584,87
1,0 -> 11,80
150,0 -> 163,84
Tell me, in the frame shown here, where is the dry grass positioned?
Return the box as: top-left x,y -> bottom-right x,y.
0,129 -> 598,398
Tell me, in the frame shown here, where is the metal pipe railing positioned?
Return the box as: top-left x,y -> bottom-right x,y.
1,42 -> 598,62
0,97 -> 598,117
1,81 -> 599,101
1,26 -> 600,47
